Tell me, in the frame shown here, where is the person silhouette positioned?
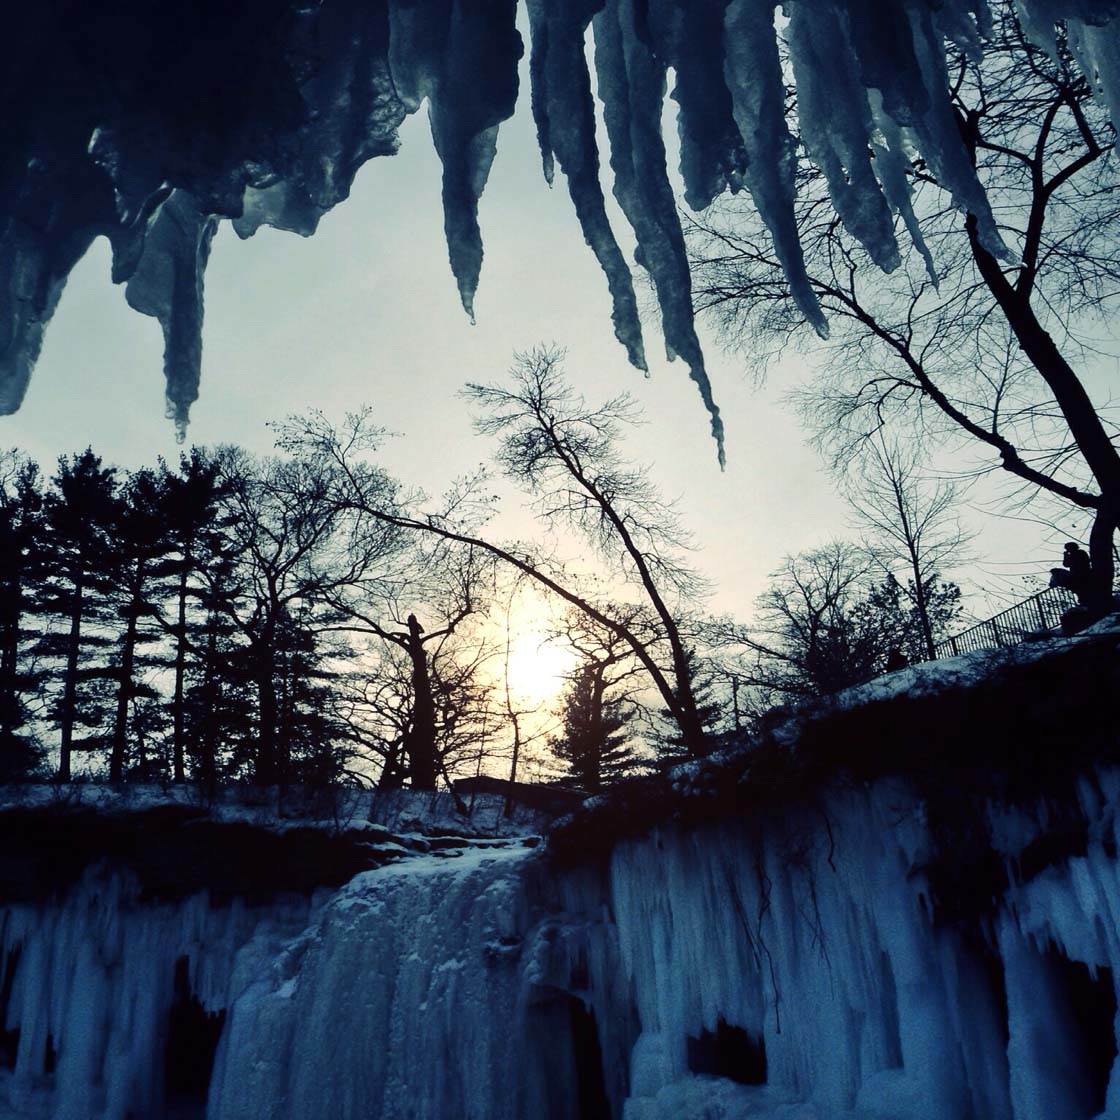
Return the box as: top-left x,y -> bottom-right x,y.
1050,541 -> 1093,606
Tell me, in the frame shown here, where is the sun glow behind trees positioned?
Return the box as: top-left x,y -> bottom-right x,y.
505,630 -> 578,708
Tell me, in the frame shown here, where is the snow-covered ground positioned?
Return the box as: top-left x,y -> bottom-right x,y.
0,782 -> 552,841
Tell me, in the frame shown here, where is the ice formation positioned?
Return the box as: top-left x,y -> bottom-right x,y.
4,767 -> 1120,1119
4,2 -> 1119,453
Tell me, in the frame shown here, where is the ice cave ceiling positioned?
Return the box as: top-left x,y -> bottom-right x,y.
2,0 -> 1118,458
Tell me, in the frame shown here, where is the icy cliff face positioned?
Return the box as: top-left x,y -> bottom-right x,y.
8,774 -> 1120,1119
0,868 -> 316,1120
5,1 -> 1120,451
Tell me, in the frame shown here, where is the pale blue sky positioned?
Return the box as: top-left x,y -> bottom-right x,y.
1,46 -> 1071,621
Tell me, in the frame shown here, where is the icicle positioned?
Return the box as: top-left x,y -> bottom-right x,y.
906,7 -> 1015,262
4,0 -> 1120,432
644,0 -> 747,213
123,191 -> 219,436
723,0 -> 829,338
424,1 -> 522,323
593,0 -> 726,465
234,4 -> 408,239
525,0 -> 647,372
0,160 -> 102,416
869,95 -> 940,287
1069,16 -> 1120,130
786,4 -> 901,274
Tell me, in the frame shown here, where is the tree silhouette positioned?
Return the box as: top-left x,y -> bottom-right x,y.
34,450 -> 118,780
689,3 -> 1120,611
550,661 -> 639,793
0,452 -> 46,779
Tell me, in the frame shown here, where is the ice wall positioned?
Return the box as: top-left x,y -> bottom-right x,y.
5,773 -> 1120,1119
207,846 -> 552,1120
4,0 -> 1119,454
564,772 -> 1120,1120
0,868 -> 316,1120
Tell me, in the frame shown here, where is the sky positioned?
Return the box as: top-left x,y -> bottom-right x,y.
2,36 -> 1074,629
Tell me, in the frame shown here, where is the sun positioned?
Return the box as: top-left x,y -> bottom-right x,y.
505,631 -> 578,708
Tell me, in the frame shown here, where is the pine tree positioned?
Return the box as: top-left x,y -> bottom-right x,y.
106,468 -> 175,781
32,451 -> 119,780
654,648 -> 723,763
550,661 -> 639,793
182,585 -> 255,790
159,449 -> 227,782
274,615 -> 349,786
0,455 -> 47,780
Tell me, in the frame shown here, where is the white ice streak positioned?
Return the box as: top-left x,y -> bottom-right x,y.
208,846 -> 541,1120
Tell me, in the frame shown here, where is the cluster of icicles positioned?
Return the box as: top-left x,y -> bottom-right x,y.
2,0 -> 1118,457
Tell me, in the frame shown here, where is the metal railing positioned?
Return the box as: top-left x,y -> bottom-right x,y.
934,587 -> 1080,659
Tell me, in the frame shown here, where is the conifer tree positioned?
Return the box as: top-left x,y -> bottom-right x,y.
550,661 -> 639,793
654,647 -> 724,763
33,450 -> 118,780
0,453 -> 47,779
107,468 -> 174,781
159,449 -> 226,782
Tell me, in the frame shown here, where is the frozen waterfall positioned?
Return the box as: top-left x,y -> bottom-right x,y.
4,771 -> 1120,1119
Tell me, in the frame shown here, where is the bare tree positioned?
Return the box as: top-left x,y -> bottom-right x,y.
464,348 -> 715,757
736,543 -> 890,701
688,4 -> 1120,612
338,620 -> 496,793
327,542 -> 493,790
208,450 -> 397,786
282,350 -> 720,759
846,436 -> 968,660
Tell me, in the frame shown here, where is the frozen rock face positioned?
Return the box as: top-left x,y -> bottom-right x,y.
7,771 -> 1120,1118
4,1 -> 1120,453
0,868 -> 316,1120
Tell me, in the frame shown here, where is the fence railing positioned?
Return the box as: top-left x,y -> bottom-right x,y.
934,586 -> 1080,659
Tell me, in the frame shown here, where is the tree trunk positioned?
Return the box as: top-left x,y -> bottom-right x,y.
0,584 -> 20,740
966,213 -> 1120,603
377,741 -> 404,791
1088,503 -> 1118,615
909,561 -> 937,662
171,556 -> 190,782
503,714 -> 522,818
403,615 -> 438,790
58,571 -> 83,782
199,617 -> 220,795
255,648 -> 279,786
109,571 -> 142,782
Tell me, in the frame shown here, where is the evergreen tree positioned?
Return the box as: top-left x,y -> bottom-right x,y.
274,614 -> 350,786
655,647 -> 723,763
0,454 -> 47,779
32,451 -> 118,779
159,449 -> 226,782
551,660 -> 640,792
182,578 -> 255,791
107,468 -> 175,781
